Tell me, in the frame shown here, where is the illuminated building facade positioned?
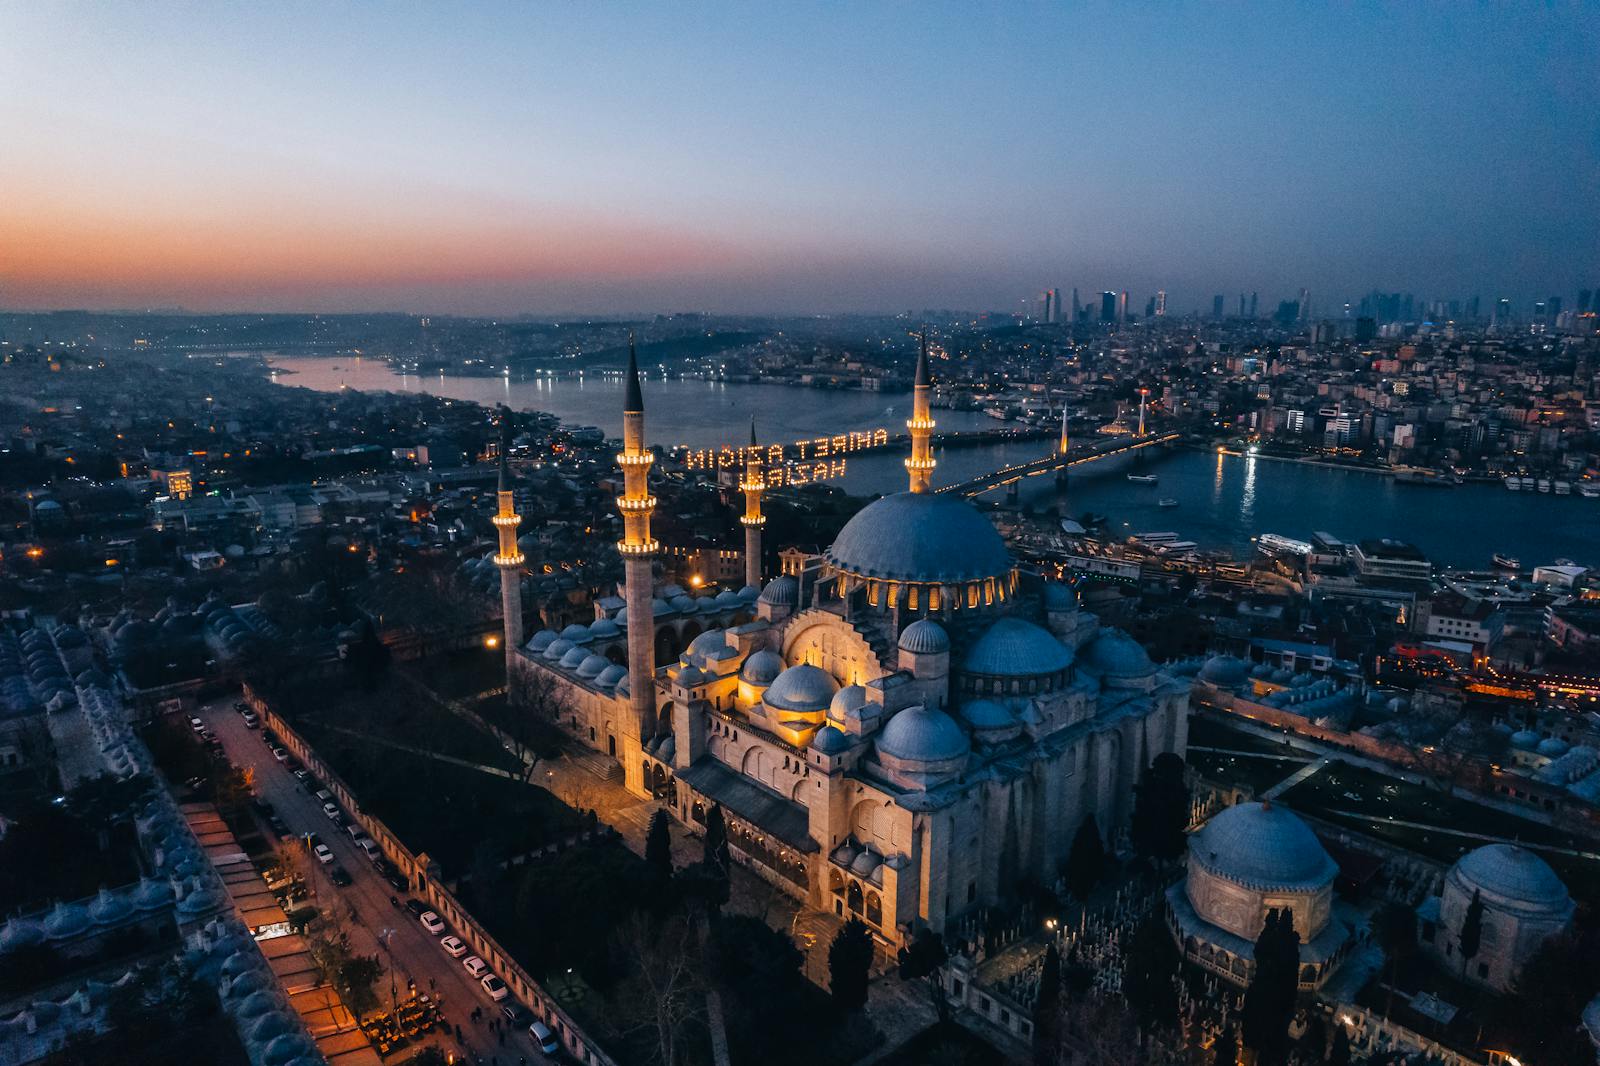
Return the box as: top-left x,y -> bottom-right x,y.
508,345 -> 1187,946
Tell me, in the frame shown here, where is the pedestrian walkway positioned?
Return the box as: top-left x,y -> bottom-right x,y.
318,724 -> 527,782
1262,756 -> 1330,800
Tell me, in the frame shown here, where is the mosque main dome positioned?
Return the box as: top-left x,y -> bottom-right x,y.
826,492 -> 1012,586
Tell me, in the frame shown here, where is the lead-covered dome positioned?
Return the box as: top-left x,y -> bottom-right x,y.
826,493 -> 1011,585
877,704 -> 969,763
1078,628 -> 1155,680
962,618 -> 1073,677
739,649 -> 785,686
898,618 -> 950,655
1451,845 -> 1572,912
762,664 -> 838,714
1190,802 -> 1337,890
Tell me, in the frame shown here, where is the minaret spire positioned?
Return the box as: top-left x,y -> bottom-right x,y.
905,331 -> 936,493
491,406 -> 524,669
740,418 -> 766,589
617,338 -> 658,783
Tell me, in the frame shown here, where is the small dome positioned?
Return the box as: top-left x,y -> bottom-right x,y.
1510,729 -> 1541,750
525,629 -> 559,653
596,664 -> 627,689
576,654 -> 609,679
684,630 -> 728,662
959,699 -> 1014,730
235,990 -> 284,1020
1536,736 -> 1570,757
677,665 -> 707,688
1079,629 -> 1155,680
1452,844 -> 1572,911
739,649 -> 785,686
763,664 -> 838,713
88,887 -> 134,926
829,684 -> 867,721
811,726 -> 851,755
133,878 -> 174,912
738,584 -> 762,601
898,619 -> 950,655
1198,655 -> 1250,686
1190,802 -> 1336,890
559,645 -> 589,669
1043,582 -> 1078,611
543,638 -> 575,661
826,492 -> 1012,584
714,589 -> 741,608
962,618 -> 1073,677
43,901 -> 91,941
758,575 -> 799,606
849,849 -> 882,876
670,595 -> 697,613
877,705 -> 969,764
833,842 -> 860,867
588,617 -> 620,639
0,917 -> 44,952
559,623 -> 592,643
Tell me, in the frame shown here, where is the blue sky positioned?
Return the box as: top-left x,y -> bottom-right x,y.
3,2 -> 1596,314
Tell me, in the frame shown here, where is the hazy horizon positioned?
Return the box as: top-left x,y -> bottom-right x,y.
4,2 -> 1596,316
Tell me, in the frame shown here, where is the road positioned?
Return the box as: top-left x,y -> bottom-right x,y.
198,694 -> 551,1066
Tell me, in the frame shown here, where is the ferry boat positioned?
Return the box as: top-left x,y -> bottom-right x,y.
1505,476 -> 1525,491
1257,533 -> 1313,557
1133,532 -> 1179,544
1126,474 -> 1159,485
983,406 -> 1009,420
1393,465 -> 1458,487
1158,498 -> 1179,508
1492,553 -> 1522,571
1537,479 -> 1552,493
1554,481 -> 1572,496
1580,482 -> 1600,498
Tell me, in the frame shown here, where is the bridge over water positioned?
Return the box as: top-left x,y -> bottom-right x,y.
936,431 -> 1182,499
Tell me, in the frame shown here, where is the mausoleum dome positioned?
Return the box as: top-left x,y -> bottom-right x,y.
1189,802 -> 1337,891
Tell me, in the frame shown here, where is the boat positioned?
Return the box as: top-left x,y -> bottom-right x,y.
983,406 -> 1009,420
1158,498 -> 1180,508
1554,481 -> 1572,496
1505,476 -> 1523,491
1126,474 -> 1159,485
1393,465 -> 1459,487
1492,553 -> 1521,571
1537,479 -> 1551,493
1133,532 -> 1179,544
1060,519 -> 1087,536
1580,482 -> 1600,498
1257,533 -> 1313,557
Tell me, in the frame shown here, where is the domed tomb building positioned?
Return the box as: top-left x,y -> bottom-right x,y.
1165,802 -> 1356,989
507,338 -> 1188,946
1416,843 -> 1574,991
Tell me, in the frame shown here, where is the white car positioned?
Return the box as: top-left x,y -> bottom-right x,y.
322,801 -> 341,820
439,935 -> 468,958
480,974 -> 508,1002
313,844 -> 334,865
419,911 -> 446,935
462,955 -> 489,979
273,747 -> 290,762
529,1021 -> 560,1056
189,717 -> 205,733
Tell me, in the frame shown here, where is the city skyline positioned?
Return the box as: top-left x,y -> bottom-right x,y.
3,3 -> 1596,315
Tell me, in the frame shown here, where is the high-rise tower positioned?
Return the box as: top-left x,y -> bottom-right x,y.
905,334 -> 937,493
492,411 -> 524,671
739,419 -> 765,589
618,337 -> 658,747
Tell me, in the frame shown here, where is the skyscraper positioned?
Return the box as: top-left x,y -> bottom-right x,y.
1299,288 -> 1311,321
1071,288 -> 1081,322
1249,292 -> 1258,318
1239,293 -> 1246,318
1212,294 -> 1225,320
1117,290 -> 1129,323
1155,290 -> 1167,317
1102,291 -> 1117,322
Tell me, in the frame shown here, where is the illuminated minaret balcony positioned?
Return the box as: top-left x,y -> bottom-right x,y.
616,494 -> 658,513
617,451 -> 655,469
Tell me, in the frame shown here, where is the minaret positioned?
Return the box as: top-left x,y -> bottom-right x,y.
617,337 -> 659,747
905,333 -> 937,493
739,418 -> 765,589
1058,404 -> 1070,456
1137,388 -> 1148,436
491,410 -> 524,670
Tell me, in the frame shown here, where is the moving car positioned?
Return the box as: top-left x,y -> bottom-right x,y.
529,1021 -> 560,1056
313,844 -> 334,865
419,911 -> 446,935
480,974 -> 508,1002
462,955 -> 489,979
439,935 -> 468,958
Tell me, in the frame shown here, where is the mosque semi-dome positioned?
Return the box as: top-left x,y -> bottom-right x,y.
739,649 -> 786,686
1189,801 -> 1337,890
898,618 -> 950,655
1078,628 -> 1156,680
825,492 -> 1012,585
830,684 -> 868,721
962,618 -> 1073,677
877,704 -> 969,764
762,664 -> 839,714
758,575 -> 799,607
959,698 -> 1015,730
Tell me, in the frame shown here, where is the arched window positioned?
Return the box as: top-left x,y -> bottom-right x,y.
847,880 -> 864,914
865,891 -> 882,926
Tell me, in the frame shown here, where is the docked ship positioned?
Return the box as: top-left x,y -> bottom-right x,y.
1505,476 -> 1527,491
1392,465 -> 1459,487
1257,533 -> 1313,557
1492,553 -> 1522,571
1580,482 -> 1600,498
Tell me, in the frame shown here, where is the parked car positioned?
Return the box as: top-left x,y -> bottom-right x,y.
439,935 -> 468,958
314,789 -> 333,804
266,815 -> 289,836
321,801 -> 341,821
480,974 -> 508,1002
358,839 -> 382,863
241,710 -> 259,728
384,869 -> 409,893
273,748 -> 290,763
346,824 -> 367,841
403,898 -> 426,917
188,717 -> 205,733
529,1021 -> 560,1055
500,1004 -> 531,1027
262,730 -> 279,747
233,701 -> 248,713
329,865 -> 352,888
462,956 -> 489,979
292,769 -> 312,787
313,844 -> 334,865
419,911 -> 446,935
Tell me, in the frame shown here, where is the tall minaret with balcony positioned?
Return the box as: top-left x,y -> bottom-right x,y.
905,333 -> 937,493
617,338 -> 659,746
739,419 -> 766,589
1058,404 -> 1070,456
491,411 -> 524,670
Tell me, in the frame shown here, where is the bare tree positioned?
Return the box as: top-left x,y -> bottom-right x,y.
613,912 -> 705,1066
499,667 -> 571,783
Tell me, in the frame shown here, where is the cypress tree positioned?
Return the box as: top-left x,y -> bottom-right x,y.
645,808 -> 673,881
1458,888 -> 1484,979
1032,943 -> 1061,1066
1064,817 -> 1106,901
828,917 -> 874,1012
